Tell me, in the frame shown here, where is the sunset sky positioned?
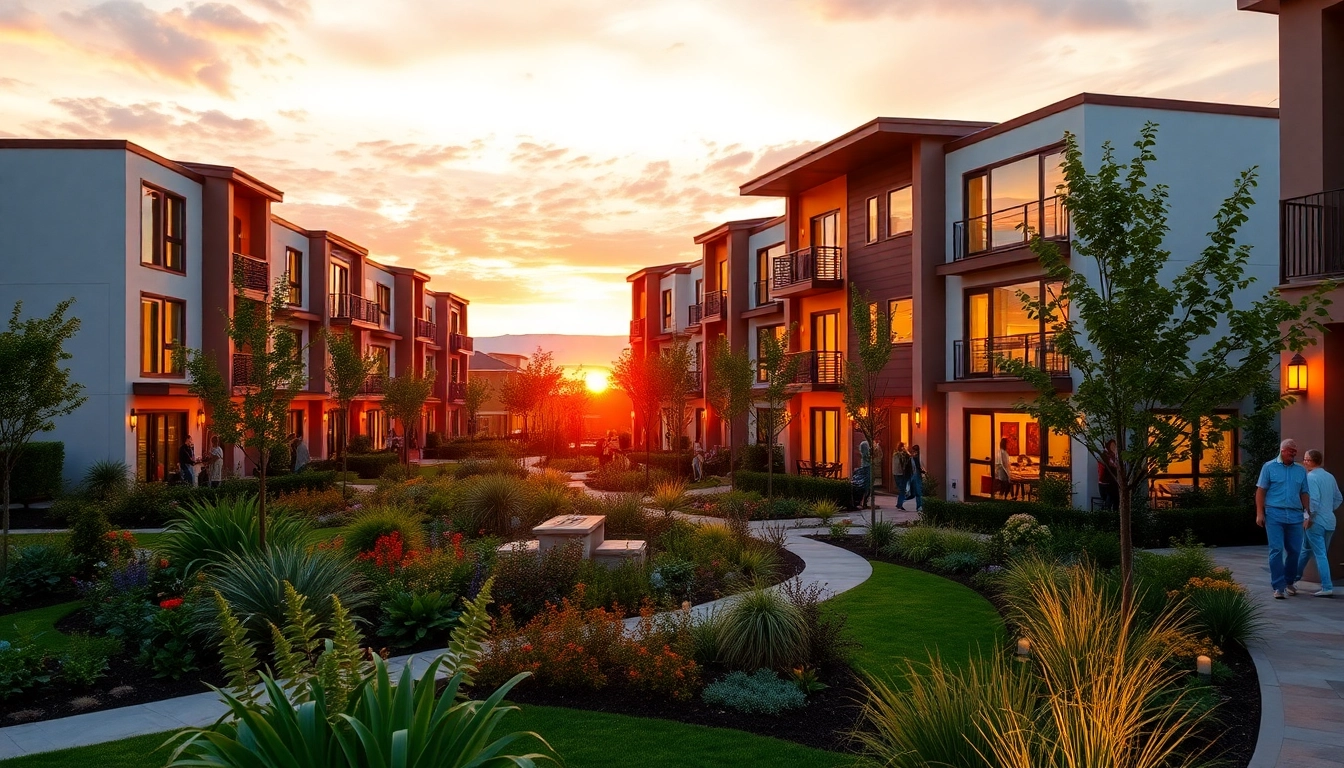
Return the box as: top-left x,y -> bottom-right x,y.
0,0 -> 1278,336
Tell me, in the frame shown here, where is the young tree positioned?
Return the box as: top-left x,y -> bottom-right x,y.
323,329 -> 380,496
496,374 -> 534,439
843,286 -> 893,526
1003,124 -> 1332,616
612,346 -> 663,487
706,337 -> 755,477
181,272 -> 310,549
382,371 -> 436,465
497,348 -> 564,443
463,378 -> 491,436
754,324 -> 803,497
0,300 -> 86,574
656,335 -> 696,476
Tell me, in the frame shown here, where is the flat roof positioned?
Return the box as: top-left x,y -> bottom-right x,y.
178,161 -> 284,201
626,261 -> 695,282
740,117 -> 991,197
692,217 -> 775,244
0,138 -> 206,183
1237,0 -> 1279,12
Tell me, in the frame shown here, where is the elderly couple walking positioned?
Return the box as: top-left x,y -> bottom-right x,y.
1256,438 -> 1339,598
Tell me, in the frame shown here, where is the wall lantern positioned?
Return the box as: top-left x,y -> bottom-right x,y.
197,409 -> 206,428
322,410 -> 330,423
1015,637 -> 1032,661
1286,353 -> 1308,395
914,407 -> 922,428
1196,654 -> 1212,679
129,409 -> 138,431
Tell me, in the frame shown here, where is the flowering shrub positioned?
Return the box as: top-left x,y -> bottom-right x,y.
355,531 -> 477,600
272,487 -> 351,524
358,531 -> 420,575
993,514 -> 1052,556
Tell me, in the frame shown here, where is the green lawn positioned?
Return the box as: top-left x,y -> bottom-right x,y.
0,601 -> 82,652
7,531 -> 170,550
0,732 -> 175,768
828,560 -> 1004,679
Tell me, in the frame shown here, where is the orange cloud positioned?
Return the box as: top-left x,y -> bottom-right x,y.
45,97 -> 274,143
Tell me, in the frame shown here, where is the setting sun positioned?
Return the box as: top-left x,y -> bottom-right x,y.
585,370 -> 610,393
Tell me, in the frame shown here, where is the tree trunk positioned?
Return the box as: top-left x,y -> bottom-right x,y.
727,422 -> 735,482
767,437 -> 775,499
1118,479 -> 1135,620
258,447 -> 269,550
341,406 -> 350,500
1,472 -> 9,576
644,420 -> 651,489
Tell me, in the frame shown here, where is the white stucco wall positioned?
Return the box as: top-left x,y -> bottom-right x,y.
270,221 -> 311,314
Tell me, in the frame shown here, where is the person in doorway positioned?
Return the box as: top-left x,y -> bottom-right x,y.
178,435 -> 197,486
1256,438 -> 1311,599
293,435 -> 311,473
892,442 -> 912,511
996,438 -> 1013,499
908,444 -> 925,513
1098,439 -> 1120,511
206,435 -> 224,488
1299,448 -> 1340,597
691,440 -> 705,482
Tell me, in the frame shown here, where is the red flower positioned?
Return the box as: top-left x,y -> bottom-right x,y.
159,598 -> 184,610
159,559 -> 169,569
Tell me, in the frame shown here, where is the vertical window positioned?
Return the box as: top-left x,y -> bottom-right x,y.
865,196 -> 879,244
811,211 -> 839,247
887,186 -> 912,237
287,409 -> 305,443
370,345 -> 390,375
329,262 -> 349,296
718,260 -> 728,294
755,325 -> 777,382
376,284 -> 392,318
888,299 -> 913,344
140,185 -> 185,272
425,353 -> 436,377
140,295 -> 185,375
450,310 -> 461,334
661,289 -> 673,330
285,248 -> 303,305
694,341 -> 703,373
450,357 -> 460,382
809,408 -> 841,464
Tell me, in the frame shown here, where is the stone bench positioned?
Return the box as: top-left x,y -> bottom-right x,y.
496,539 -> 539,556
592,539 -> 647,568
533,514 -> 605,558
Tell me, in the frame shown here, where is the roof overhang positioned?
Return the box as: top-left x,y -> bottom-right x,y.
626,262 -> 695,282
179,162 -> 283,201
1237,0 -> 1278,12
693,217 -> 775,244
310,230 -> 369,256
740,117 -> 992,197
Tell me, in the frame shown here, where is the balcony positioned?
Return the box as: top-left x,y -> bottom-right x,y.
1282,189 -> 1344,282
772,246 -> 843,298
688,304 -> 703,326
953,195 -> 1069,261
754,279 -> 772,307
952,334 -> 1070,380
630,319 -> 644,341
415,318 -> 437,341
360,373 -> 386,394
234,253 -> 268,293
448,381 -> 467,402
231,353 -> 254,387
686,369 -> 701,393
787,350 -> 843,389
329,293 -> 381,324
700,290 -> 725,322
449,333 -> 474,353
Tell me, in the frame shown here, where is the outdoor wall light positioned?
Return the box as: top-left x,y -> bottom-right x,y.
1196,654 -> 1212,679
1015,637 -> 1032,661
129,409 -> 138,431
197,409 -> 206,428
322,410 -> 330,423
914,406 -> 922,428
1286,353 -> 1308,395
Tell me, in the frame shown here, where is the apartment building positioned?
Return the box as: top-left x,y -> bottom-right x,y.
1241,0 -> 1344,567
0,139 -> 472,484
631,93 -> 1280,507
468,351 -> 523,437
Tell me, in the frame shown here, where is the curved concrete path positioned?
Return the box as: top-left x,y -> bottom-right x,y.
0,513 -> 874,759
1211,546 -> 1344,768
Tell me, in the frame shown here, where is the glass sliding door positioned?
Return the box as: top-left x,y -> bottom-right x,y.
810,408 -> 841,466
136,411 -> 188,482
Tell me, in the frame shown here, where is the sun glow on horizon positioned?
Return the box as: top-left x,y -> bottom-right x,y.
585,370 -> 610,393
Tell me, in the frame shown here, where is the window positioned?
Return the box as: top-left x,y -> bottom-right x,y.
865,196 -> 879,244
376,284 -> 392,318
963,280 -> 1065,376
140,295 -> 185,375
287,409 -> 305,444
450,310 -> 461,334
661,289 -> 673,330
135,411 -> 187,481
888,299 -> 913,343
366,409 -> 387,450
425,353 -> 436,377
286,328 -> 304,373
285,248 -> 303,305
965,410 -> 1072,500
887,186 -> 912,237
756,244 -> 783,306
756,325 -> 783,382
811,211 -> 839,247
1150,412 -> 1239,495
962,148 -> 1068,255
330,262 -> 349,296
424,303 -> 435,322
810,408 -> 841,465
450,357 -> 461,382
369,345 -> 390,375
141,185 -> 185,272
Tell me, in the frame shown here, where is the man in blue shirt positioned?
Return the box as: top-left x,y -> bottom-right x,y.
1298,449 -> 1340,597
1256,439 -> 1311,599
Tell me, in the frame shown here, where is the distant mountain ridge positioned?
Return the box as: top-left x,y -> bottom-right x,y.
473,334 -> 629,368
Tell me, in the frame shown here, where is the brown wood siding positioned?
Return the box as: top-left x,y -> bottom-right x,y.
846,156 -> 915,398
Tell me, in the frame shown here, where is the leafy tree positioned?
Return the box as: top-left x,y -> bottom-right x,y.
612,346 -> 663,487
706,337 -> 755,477
463,378 -> 491,436
656,335 -> 696,476
843,287 -> 893,526
754,324 -> 803,497
497,348 -> 563,442
323,329 -> 380,496
0,300 -> 86,574
382,372 -> 436,465
180,272 -> 310,549
1002,124 -> 1332,615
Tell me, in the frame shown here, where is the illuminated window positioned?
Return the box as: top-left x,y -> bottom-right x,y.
888,298 -> 913,344
887,186 -> 912,236
865,196 -> 878,244
140,295 -> 185,375
376,284 -> 392,318
141,185 -> 185,272
285,248 -> 303,305
661,290 -> 673,330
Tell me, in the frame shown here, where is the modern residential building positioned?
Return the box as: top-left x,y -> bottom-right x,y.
468,351 -> 524,437
1240,0 -> 1344,566
0,139 -> 473,484
629,93 -> 1280,508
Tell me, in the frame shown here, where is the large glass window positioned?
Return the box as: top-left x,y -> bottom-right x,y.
661,289 -> 673,330
962,148 -> 1068,255
887,186 -> 912,237
812,211 -> 839,248
141,185 -> 185,272
135,411 -> 187,482
963,280 -> 1065,376
809,408 -> 841,466
285,248 -> 303,305
888,298 -> 913,344
140,295 -> 185,375
757,243 -> 784,306
966,410 -> 1071,500
1150,412 -> 1238,499
376,284 -> 392,319
756,324 -> 783,382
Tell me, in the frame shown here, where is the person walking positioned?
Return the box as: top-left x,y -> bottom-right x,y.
691,440 -> 705,482
995,438 -> 1013,499
1299,448 -> 1340,597
1256,438 -> 1311,599
206,435 -> 224,488
1098,439 -> 1120,511
293,435 -> 311,473
178,434 -> 197,487
892,442 -> 912,511
908,444 -> 925,512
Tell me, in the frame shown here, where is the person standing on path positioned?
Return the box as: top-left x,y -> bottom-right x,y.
891,442 -> 912,511
178,434 -> 196,487
1299,448 -> 1340,597
908,444 -> 925,513
1256,438 -> 1311,599
207,435 -> 224,488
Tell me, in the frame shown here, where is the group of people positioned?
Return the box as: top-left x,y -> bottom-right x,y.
1256,438 -> 1338,599
175,434 -> 224,488
855,440 -> 925,512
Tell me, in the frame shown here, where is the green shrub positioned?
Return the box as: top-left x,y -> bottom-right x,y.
649,479 -> 691,516
1049,528 -> 1122,569
778,578 -> 858,667
702,670 -> 806,715
1,541 -> 78,605
587,465 -> 672,493
543,456 -> 598,473
1,442 -> 63,501
161,496 -> 311,576
344,453 -> 399,479
716,587 -> 809,671
929,551 -> 985,574
348,434 -> 375,454
811,498 -> 840,525
732,471 -> 854,508
83,459 -> 132,501
106,481 -> 192,527
1036,475 -> 1075,508
865,520 -> 898,552
889,526 -> 983,564
598,493 -> 647,537
454,457 -> 528,480
59,634 -> 119,687
0,636 -> 50,700
1149,506 -> 1264,548
631,451 -> 696,479
377,590 -> 460,649
379,463 -> 412,483
528,485 -> 573,525
1187,585 -> 1265,648
462,474 -> 529,535
760,496 -> 809,519
575,558 -> 653,613
736,542 -> 781,583
342,507 -> 426,555
204,545 -> 372,637
490,541 -> 583,621
66,503 -> 112,576
740,444 -> 784,473
1134,545 -> 1222,597
138,599 -> 201,681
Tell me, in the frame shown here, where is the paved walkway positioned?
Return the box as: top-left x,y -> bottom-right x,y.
1211,546 -> 1344,768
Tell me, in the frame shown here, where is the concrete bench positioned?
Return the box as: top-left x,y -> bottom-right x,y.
496,539 -> 539,556
533,514 -> 606,558
592,539 -> 647,568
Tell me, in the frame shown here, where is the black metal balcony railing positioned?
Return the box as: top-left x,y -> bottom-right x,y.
787,350 -> 843,387
234,253 -> 268,292
1282,189 -> 1344,281
754,279 -> 771,307
953,195 -> 1069,261
952,334 -> 1070,380
415,318 -> 437,340
686,369 -> 701,392
773,246 -> 843,290
329,293 -> 381,323
688,304 -> 703,325
448,381 -> 467,402
231,353 -> 254,387
360,373 -> 386,394
701,290 -> 725,320
448,333 -> 473,353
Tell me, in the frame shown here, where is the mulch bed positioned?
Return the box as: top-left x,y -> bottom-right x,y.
815,533 -> 1261,768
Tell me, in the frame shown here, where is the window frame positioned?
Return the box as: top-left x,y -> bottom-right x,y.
140,182 -> 187,274
960,143 -> 1067,244
285,248 -> 304,306
888,298 -> 913,344
886,185 -> 913,239
865,196 -> 879,244
755,324 -> 783,383
139,292 -> 187,378
661,289 -> 673,331
376,283 -> 392,319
